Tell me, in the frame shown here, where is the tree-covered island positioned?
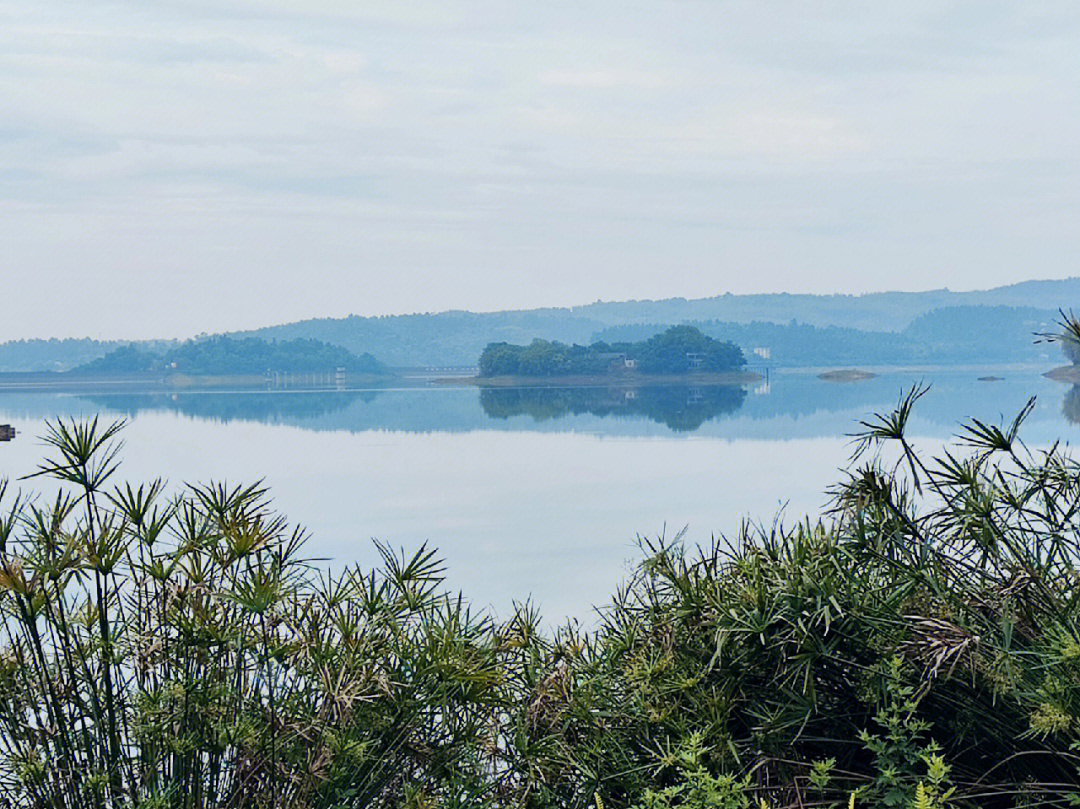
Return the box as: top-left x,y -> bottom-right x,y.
478,325 -> 746,378
74,335 -> 386,377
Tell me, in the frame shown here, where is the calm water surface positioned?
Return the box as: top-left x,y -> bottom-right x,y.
1,367 -> 1077,620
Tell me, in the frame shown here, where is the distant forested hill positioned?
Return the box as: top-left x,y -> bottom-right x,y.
594,306 -> 1058,368
74,336 -> 386,376
232,279 -> 1078,367
0,339 -> 133,372
234,310 -> 606,368
575,278 -> 1080,331
4,278 -> 1079,371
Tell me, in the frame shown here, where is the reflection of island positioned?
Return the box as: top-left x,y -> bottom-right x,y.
1,368 -> 1069,440
480,384 -> 747,432
1063,386 -> 1080,425
81,390 -> 376,424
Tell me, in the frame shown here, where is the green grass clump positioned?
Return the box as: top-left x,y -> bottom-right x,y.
8,389 -> 1080,807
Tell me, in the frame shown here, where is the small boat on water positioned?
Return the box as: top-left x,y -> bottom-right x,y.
0,424 -> 15,442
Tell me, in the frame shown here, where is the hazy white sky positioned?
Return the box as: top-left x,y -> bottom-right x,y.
2,1 -> 1080,340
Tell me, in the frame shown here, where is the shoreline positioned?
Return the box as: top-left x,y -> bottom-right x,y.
0,371 -> 391,392
435,370 -> 764,387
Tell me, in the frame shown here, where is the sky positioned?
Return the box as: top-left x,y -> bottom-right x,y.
2,1 -> 1080,341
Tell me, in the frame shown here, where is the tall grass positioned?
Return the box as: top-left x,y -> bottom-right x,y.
6,393 -> 1080,806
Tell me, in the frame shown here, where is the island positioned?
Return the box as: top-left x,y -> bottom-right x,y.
471,325 -> 758,385
9,335 -> 394,390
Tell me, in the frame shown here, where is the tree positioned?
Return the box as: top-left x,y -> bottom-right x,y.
633,326 -> 746,374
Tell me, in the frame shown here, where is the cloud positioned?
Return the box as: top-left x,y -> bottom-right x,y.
1,1 -> 1079,339
537,68 -> 668,89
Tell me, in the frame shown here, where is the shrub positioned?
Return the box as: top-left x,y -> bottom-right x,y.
505,385 -> 1080,807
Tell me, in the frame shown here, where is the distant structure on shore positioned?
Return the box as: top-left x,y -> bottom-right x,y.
0,424 -> 16,442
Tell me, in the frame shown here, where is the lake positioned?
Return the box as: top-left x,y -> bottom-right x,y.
1,367 -> 1077,620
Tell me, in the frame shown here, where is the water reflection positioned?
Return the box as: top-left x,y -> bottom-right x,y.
0,368 -> 1074,442
81,390 -> 375,423
480,384 -> 747,431
0,367 -> 1077,619
1063,386 -> 1080,424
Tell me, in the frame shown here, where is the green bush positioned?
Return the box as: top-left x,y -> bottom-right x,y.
501,386 -> 1080,808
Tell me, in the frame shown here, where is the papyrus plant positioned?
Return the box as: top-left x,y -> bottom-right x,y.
0,418 -> 507,809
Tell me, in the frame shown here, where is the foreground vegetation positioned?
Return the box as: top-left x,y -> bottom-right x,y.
7,392 -> 1080,806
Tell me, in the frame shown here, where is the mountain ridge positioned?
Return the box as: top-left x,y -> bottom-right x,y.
3,278 -> 1079,371
228,277 -> 1080,366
